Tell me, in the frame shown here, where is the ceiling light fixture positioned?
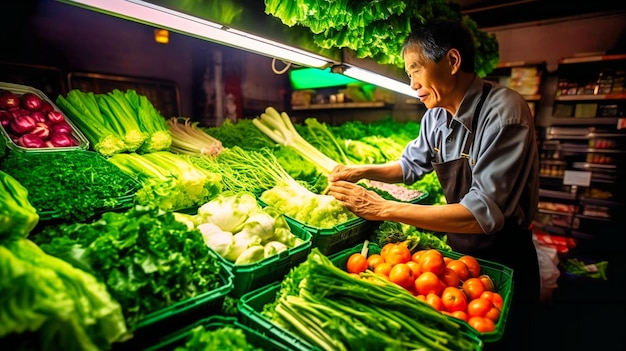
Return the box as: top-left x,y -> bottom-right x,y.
342,66 -> 416,97
60,0 -> 334,68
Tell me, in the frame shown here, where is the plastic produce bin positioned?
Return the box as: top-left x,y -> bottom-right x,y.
142,315 -> 296,351
328,242 -> 514,343
124,261 -> 234,348
0,82 -> 89,152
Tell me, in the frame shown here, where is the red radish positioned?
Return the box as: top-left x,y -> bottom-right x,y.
30,111 -> 47,123
46,110 -> 65,124
20,93 -> 42,111
0,89 -> 19,109
31,122 -> 50,139
17,133 -> 44,148
39,100 -> 54,114
50,121 -> 72,135
10,115 -> 36,134
48,133 -> 76,147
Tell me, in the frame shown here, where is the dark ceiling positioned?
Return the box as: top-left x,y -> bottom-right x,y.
455,0 -> 626,28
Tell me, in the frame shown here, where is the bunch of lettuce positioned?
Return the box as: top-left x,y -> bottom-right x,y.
34,205 -> 223,329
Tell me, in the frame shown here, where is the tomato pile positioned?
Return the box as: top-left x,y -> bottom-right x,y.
345,242 -> 504,333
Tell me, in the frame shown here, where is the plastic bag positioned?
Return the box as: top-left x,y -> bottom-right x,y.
534,241 -> 560,302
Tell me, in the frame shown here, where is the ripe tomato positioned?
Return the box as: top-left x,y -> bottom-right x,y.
462,277 -> 486,300
443,310 -> 468,322
380,243 -> 396,260
443,256 -> 453,265
374,262 -> 393,277
416,294 -> 426,302
426,293 -> 445,311
484,305 -> 501,322
440,267 -> 460,288
366,254 -> 385,270
458,255 -> 481,278
468,316 -> 496,333
406,260 -> 421,276
418,249 -> 445,275
466,297 -> 493,318
346,253 -> 368,274
383,244 -> 411,265
478,274 -> 495,291
480,291 -> 504,310
388,263 -> 415,289
446,259 -> 470,281
414,271 -> 443,296
441,286 -> 468,313
411,249 -> 426,263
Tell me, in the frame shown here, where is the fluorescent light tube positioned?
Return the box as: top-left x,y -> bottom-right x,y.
342,66 -> 416,97
62,0 -> 333,68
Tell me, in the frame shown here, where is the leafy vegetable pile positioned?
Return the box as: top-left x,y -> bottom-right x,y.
33,205 -> 223,329
265,0 -> 499,77
56,89 -> 172,156
372,220 -> 451,252
0,170 -> 39,244
0,150 -> 141,222
1,238 -> 129,351
262,248 -> 479,351
173,324 -> 262,351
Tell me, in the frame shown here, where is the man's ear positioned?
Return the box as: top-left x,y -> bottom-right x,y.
447,48 -> 462,74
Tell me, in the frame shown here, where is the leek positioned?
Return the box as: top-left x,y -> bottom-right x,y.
167,117 -> 223,156
252,107 -> 339,175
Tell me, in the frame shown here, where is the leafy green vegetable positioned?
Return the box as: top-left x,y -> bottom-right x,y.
174,324 -> 262,351
0,150 -> 141,222
1,238 -> 129,350
34,205 -> 223,329
371,220 -> 451,252
560,258 -> 608,280
0,170 -> 39,243
263,248 -> 478,351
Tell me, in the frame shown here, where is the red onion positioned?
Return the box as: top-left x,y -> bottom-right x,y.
30,111 -> 47,123
50,121 -> 72,135
0,110 -> 12,124
20,93 -> 42,111
46,110 -> 65,124
31,122 -> 50,139
8,107 -> 28,119
17,134 -> 44,148
0,90 -> 20,109
48,133 -> 76,147
39,100 -> 54,114
10,115 -> 36,135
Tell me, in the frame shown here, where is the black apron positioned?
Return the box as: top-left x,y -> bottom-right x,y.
431,82 -> 539,305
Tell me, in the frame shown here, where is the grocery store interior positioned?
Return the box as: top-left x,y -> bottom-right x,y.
1,0 -> 625,350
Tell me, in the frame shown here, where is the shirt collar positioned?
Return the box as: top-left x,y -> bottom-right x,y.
452,75 -> 485,132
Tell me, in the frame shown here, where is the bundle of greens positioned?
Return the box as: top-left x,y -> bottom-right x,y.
1,238 -> 129,351
262,248 -> 478,351
173,324 -> 262,351
34,205 -> 223,329
371,220 -> 451,252
0,170 -> 39,244
56,89 -> 172,156
108,151 -> 222,211
0,150 -> 141,222
265,0 -> 499,77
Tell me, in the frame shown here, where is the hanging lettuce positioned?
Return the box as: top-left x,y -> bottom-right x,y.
265,0 -> 499,76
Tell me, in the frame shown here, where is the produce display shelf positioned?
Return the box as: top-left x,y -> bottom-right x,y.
142,315 -> 296,351
329,242 -> 513,344
121,259 -> 234,349
0,82 -> 89,153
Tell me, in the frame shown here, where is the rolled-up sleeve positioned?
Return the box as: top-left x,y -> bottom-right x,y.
399,109 -> 445,184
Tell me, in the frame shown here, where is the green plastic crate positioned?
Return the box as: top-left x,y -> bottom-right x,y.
124,260 -> 234,348
217,219 -> 313,298
238,281 -> 483,351
284,216 -> 375,256
142,315 -> 296,351
328,242 -> 514,343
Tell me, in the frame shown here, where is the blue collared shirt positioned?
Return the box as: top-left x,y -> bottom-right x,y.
399,76 -> 539,234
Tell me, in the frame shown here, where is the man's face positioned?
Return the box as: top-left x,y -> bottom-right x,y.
403,46 -> 455,110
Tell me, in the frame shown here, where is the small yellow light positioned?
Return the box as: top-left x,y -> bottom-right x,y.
154,29 -> 169,44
